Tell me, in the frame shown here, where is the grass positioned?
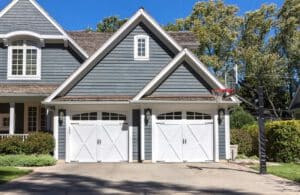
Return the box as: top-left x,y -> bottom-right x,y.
0,167 -> 32,184
252,163 -> 300,182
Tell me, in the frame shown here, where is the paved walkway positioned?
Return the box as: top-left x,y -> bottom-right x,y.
0,162 -> 299,194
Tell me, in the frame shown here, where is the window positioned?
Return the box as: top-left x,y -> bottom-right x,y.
28,106 -> 38,132
134,35 -> 149,60
8,40 -> 41,80
0,114 -> 9,131
186,112 -> 212,120
157,112 -> 182,120
102,112 -> 126,121
72,112 -> 98,121
40,107 -> 47,131
3,118 -> 9,127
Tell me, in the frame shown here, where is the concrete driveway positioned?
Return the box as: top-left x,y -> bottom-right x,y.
0,162 -> 299,195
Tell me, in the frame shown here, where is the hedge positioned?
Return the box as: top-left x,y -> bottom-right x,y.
0,155 -> 56,167
0,132 -> 55,155
231,120 -> 300,163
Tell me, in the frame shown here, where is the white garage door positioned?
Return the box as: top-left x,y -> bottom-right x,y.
156,111 -> 214,162
69,112 -> 128,162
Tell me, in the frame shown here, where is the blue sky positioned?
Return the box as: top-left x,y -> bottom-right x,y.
0,0 -> 284,30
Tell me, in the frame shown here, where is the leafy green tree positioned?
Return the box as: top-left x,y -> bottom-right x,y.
273,0 -> 300,100
236,4 -> 286,118
96,16 -> 127,32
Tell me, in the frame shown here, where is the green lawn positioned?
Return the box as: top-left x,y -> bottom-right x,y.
0,167 -> 32,184
253,163 -> 300,182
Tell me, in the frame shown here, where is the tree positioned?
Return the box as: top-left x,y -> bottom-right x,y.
165,0 -> 242,79
273,0 -> 300,100
237,4 -> 286,118
96,16 -> 127,32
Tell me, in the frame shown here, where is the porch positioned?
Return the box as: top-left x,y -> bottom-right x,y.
0,102 -> 53,135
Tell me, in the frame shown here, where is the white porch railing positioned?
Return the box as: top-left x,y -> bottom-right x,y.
0,134 -> 29,141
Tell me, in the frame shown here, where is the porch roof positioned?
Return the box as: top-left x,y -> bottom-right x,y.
0,84 -> 58,96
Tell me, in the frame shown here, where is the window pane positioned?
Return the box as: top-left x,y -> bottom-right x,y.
26,49 -> 37,75
12,49 -> 23,75
137,38 -> 146,57
28,107 -> 37,132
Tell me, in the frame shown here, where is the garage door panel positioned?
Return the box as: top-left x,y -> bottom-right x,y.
183,123 -> 213,162
70,124 -> 97,162
99,124 -> 128,162
155,111 -> 214,163
157,124 -> 182,162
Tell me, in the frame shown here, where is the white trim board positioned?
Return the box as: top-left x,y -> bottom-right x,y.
0,0 -> 88,59
133,49 -> 239,103
44,8 -> 183,103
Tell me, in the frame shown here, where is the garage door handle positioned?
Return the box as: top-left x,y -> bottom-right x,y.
97,139 -> 101,145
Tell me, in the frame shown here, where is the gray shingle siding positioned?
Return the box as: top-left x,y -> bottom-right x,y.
58,110 -> 66,160
150,62 -> 212,96
144,109 -> 152,160
0,44 -> 82,84
219,118 -> 226,159
0,0 -> 62,35
66,24 -> 174,96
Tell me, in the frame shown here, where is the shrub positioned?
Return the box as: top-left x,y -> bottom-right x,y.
0,136 -> 24,154
24,133 -> 55,155
231,120 -> 300,163
266,121 -> 300,163
0,155 -> 56,167
231,128 -> 253,156
231,124 -> 259,156
230,107 -> 256,129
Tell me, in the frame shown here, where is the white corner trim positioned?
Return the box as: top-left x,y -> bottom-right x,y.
0,0 -> 18,18
44,8 -> 183,103
140,108 -> 145,161
134,35 -> 149,60
225,109 -> 230,159
53,110 -> 59,160
133,50 -> 186,101
214,113 -> 219,162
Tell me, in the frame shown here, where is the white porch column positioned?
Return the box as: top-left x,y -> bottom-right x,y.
9,102 -> 15,135
214,113 -> 219,162
140,109 -> 145,161
53,110 -> 59,160
225,109 -> 230,160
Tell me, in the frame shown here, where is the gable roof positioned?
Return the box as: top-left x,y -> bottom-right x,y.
67,31 -> 199,56
133,49 -> 239,103
44,8 -> 185,103
0,0 -> 88,59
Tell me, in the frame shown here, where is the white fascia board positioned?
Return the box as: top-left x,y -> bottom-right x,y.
42,101 -> 130,105
185,50 -> 240,103
133,48 -> 240,103
28,0 -> 88,58
130,100 -> 238,104
44,9 -> 183,103
0,0 -> 18,18
133,50 -> 186,101
141,9 -> 182,52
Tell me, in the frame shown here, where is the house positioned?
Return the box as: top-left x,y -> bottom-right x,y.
0,0 -> 239,163
289,87 -> 300,119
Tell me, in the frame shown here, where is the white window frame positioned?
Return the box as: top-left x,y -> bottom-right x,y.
134,35 -> 149,60
7,40 -> 41,80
